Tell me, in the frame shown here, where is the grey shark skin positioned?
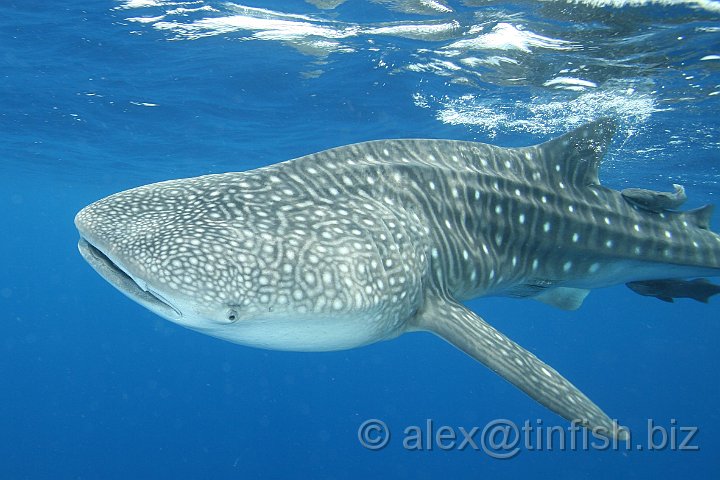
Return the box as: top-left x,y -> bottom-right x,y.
75,120 -> 720,439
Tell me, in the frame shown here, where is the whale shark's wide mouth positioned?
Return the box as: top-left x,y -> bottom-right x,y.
77,237 -> 182,320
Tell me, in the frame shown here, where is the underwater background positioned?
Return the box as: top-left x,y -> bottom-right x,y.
1,0 -> 719,478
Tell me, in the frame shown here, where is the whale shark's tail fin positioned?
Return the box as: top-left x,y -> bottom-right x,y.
410,292 -> 628,440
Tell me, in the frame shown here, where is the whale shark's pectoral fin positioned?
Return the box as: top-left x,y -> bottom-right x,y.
410,293 -> 626,439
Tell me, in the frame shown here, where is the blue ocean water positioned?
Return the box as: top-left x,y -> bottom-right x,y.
2,0 -> 720,478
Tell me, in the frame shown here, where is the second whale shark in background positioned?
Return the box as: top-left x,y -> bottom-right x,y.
75,119 -> 720,439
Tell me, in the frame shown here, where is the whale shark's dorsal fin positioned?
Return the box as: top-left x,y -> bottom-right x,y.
523,118 -> 617,187
682,204 -> 714,230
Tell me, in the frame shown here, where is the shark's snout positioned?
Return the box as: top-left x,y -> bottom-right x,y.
77,236 -> 183,321
75,199 -> 185,322
74,205 -> 98,250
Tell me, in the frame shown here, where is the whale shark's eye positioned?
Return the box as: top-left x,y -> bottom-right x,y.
227,308 -> 238,323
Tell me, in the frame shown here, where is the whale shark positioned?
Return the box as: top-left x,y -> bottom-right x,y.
75,119 -> 720,438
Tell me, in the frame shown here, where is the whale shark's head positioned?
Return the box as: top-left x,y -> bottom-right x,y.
75,175 -> 269,330
75,171 -> 418,351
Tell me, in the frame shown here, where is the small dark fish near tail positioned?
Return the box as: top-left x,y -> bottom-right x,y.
626,278 -> 720,304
